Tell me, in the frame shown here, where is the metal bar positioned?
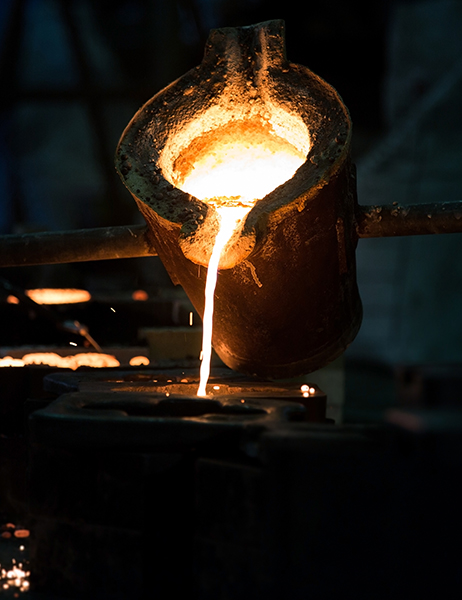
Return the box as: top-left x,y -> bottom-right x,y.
356,202 -> 462,238
2,201 -> 462,268
0,224 -> 157,267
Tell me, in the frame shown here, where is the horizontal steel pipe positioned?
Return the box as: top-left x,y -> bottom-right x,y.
0,224 -> 157,268
357,202 -> 462,238
1,202 -> 462,268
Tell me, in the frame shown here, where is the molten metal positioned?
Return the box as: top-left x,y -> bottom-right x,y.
172,116 -> 309,212
197,206 -> 250,395
0,353 -> 120,369
24,289 -> 91,304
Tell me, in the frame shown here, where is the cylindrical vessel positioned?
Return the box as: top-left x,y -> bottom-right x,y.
116,20 -> 362,378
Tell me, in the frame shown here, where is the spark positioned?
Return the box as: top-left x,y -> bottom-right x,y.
0,561 -> 31,593
300,384 -> 316,398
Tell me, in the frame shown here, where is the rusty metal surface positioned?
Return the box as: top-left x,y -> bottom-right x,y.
0,224 -> 156,267
356,201 -> 462,237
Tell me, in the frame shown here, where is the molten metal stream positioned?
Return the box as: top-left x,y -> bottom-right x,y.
196,206 -> 250,396
176,122 -> 308,395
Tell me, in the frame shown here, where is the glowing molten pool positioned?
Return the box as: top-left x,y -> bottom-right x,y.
24,289 -> 91,305
176,119 -> 307,207
0,353 -> 120,370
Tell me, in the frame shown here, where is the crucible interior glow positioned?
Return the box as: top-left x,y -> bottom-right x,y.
162,111 -> 310,216
169,116 -> 309,208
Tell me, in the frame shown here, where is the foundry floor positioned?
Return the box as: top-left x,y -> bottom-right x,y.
0,359 -> 398,599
